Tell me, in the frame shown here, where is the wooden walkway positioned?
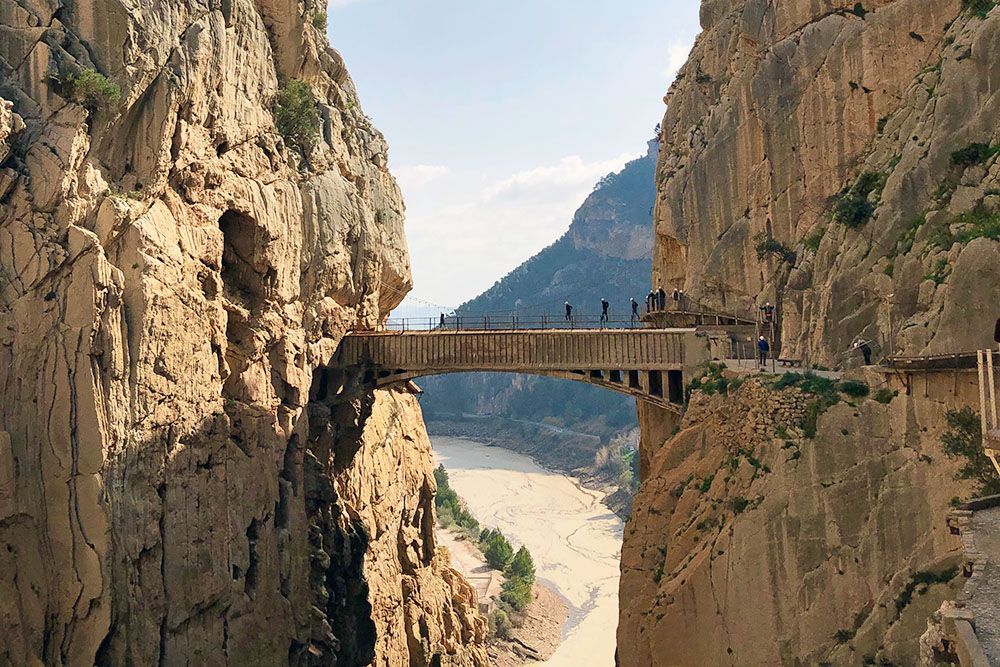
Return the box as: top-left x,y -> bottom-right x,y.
334,328 -> 709,411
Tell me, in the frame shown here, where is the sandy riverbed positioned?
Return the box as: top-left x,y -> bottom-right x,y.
432,436 -> 623,666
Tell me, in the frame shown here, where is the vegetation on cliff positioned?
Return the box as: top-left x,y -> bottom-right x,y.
61,68 -> 121,111
274,80 -> 321,153
941,407 -> 1000,498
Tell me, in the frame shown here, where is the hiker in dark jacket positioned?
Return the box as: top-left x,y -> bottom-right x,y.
855,339 -> 873,365
630,297 -> 639,322
646,290 -> 656,313
657,287 -> 667,311
757,336 -> 770,366
565,301 -> 573,321
600,298 -> 610,325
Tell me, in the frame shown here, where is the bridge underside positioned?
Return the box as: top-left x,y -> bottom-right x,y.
319,366 -> 686,413
329,329 -> 707,414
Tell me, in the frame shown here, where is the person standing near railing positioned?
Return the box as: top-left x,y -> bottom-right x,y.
758,336 -> 770,367
630,297 -> 639,323
565,301 -> 573,322
657,286 -> 667,311
600,298 -> 610,326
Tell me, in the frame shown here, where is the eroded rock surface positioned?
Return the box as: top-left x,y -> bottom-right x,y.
621,380 -> 970,665
0,0 -> 485,664
623,1 -> 998,662
653,0 -> 999,365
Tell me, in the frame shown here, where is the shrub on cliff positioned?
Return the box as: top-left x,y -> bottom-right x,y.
941,407 -> 1000,497
274,80 -> 321,153
63,68 -> 121,111
951,142 -> 998,166
963,0 -> 996,19
753,232 -> 796,264
832,172 -> 885,228
837,380 -> 870,398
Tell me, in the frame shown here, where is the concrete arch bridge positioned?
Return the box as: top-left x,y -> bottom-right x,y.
327,327 -> 711,413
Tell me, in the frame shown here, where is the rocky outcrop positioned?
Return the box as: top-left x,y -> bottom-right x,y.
621,378 -> 969,665
0,0 -> 485,664
654,0 -> 999,366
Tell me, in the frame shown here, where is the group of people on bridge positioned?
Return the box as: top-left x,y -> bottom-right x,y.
644,286 -> 688,314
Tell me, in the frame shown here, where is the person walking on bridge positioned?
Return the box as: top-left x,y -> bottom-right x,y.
565,301 -> 573,322
600,298 -> 610,326
630,297 -> 639,323
757,336 -> 770,367
657,286 -> 667,311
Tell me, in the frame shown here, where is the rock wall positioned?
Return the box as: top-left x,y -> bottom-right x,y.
621,378 -> 970,665
621,1 -> 1000,662
654,0 -> 999,366
0,0 -> 485,664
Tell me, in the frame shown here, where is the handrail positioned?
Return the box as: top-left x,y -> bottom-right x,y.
369,316 -> 648,332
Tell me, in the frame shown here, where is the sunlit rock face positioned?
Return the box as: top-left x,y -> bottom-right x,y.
0,0 -> 486,663
622,381 -> 972,665
621,0 -> 998,664
652,0 -> 999,366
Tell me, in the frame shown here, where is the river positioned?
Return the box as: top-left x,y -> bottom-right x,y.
431,436 -> 623,666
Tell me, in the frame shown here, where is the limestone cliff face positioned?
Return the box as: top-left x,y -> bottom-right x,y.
621,380 -> 972,665
621,1 -> 998,663
0,0 -> 485,664
654,0 -> 999,365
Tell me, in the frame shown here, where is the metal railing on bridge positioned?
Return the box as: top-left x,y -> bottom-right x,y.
373,315 -> 646,332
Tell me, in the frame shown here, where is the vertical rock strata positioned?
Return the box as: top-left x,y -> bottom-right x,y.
622,381 -> 972,665
653,0 -> 999,364
0,0 -> 486,664
622,0 -> 998,664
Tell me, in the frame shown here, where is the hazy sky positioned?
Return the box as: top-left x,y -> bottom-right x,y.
328,0 -> 702,314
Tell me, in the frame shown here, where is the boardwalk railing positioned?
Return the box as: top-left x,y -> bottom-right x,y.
376,316 -> 644,332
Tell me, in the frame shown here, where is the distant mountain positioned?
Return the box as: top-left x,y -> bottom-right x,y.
420,141 -> 657,443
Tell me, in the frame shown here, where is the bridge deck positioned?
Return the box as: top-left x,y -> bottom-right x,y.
338,328 -> 696,372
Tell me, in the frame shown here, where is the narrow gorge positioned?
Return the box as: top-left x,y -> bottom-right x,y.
1,0 -> 998,665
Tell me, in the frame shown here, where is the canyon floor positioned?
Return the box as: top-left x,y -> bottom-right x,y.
432,436 -> 623,666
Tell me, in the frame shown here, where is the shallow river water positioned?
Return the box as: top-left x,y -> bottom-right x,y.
431,436 -> 623,666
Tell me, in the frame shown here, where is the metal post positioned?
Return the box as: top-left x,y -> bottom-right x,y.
771,320 -> 776,374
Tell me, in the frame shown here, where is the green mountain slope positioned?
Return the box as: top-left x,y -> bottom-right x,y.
420,141 -> 657,443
